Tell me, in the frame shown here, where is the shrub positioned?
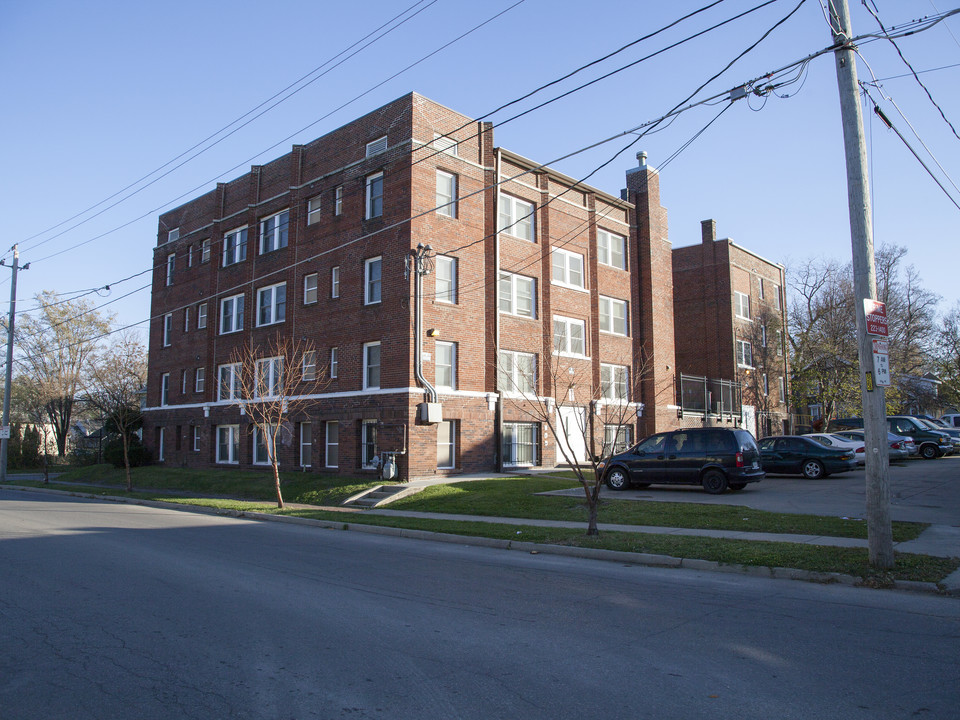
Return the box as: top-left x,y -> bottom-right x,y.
103,436 -> 151,469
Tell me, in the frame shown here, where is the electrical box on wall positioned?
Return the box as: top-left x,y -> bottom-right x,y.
418,402 -> 443,424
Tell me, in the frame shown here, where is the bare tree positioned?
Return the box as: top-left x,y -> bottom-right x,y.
228,335 -> 330,508
737,304 -> 787,438
83,332 -> 147,491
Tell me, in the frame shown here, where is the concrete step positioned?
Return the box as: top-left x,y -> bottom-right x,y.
341,484 -> 419,509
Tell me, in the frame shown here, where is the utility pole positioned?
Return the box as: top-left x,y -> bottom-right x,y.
829,0 -> 893,568
0,245 -> 27,483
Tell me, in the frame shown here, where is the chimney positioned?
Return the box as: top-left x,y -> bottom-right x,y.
701,219 -> 716,245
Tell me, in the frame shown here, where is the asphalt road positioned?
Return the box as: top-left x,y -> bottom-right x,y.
587,455 -> 960,524
2,490 -> 958,720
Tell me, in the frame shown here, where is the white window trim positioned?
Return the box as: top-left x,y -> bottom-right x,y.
436,170 -> 457,218
192,426 -> 201,452
551,248 -> 586,291
365,172 -> 384,219
253,425 -> 276,466
216,425 -> 239,464
325,421 -> 339,468
300,422 -> 312,468
302,351 -> 317,382
364,257 -> 382,305
184,307 -> 190,333
736,339 -> 754,368
363,342 -> 381,390
437,420 -> 456,469
220,294 -> 244,335
256,283 -> 286,327
307,196 -> 322,225
435,341 -> 456,391
255,357 -> 283,399
200,238 -> 211,264
735,291 -> 751,320
160,373 -> 169,406
166,253 -> 176,286
334,185 -> 343,216
167,228 -> 179,244
361,419 -> 378,469
222,226 -> 248,267
435,256 -> 457,304
163,313 -> 172,347
195,367 -> 205,394
598,295 -> 628,336
304,273 -> 318,305
498,193 -> 535,241
259,209 -> 289,254
499,271 -> 536,318
197,302 -> 208,329
217,363 -> 241,401
330,347 -> 339,379
553,315 -> 588,358
600,363 -> 629,401
498,350 -> 536,396
597,229 -> 626,270
502,421 -> 539,467
331,266 -> 340,298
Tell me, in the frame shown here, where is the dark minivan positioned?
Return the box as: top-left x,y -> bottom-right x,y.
598,427 -> 764,494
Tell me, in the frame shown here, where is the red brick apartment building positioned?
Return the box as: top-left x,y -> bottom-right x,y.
672,219 -> 791,438
143,92 -> 682,479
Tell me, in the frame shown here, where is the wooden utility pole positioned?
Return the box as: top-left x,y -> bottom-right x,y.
829,0 -> 893,568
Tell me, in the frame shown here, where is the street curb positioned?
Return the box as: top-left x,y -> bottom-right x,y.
4,483 -> 956,598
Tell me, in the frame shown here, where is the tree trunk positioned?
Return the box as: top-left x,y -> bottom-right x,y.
272,461 -> 284,509
122,432 -> 132,492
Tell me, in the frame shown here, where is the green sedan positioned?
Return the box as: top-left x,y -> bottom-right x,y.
758,435 -> 858,479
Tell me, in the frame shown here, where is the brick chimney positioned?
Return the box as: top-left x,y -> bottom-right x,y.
701,219 -> 716,245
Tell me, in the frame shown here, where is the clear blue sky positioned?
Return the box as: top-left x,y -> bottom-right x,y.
1,0 -> 957,336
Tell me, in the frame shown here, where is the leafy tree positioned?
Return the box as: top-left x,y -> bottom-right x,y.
935,302 -> 960,410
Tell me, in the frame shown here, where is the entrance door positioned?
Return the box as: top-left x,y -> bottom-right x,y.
742,405 -> 757,438
556,406 -> 588,465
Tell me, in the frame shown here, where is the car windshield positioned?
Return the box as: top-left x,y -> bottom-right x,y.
917,418 -> 942,430
829,434 -> 853,443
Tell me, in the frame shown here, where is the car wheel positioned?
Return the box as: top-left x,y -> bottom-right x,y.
920,444 -> 940,460
802,459 -> 825,479
728,482 -> 747,491
605,468 -> 630,491
701,470 -> 728,494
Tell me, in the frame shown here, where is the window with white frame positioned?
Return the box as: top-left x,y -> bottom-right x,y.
435,256 -> 457,304
181,370 -> 188,395
300,422 -> 312,467
776,329 -> 784,356
363,342 -> 380,389
307,196 -> 322,225
302,350 -> 316,381
253,425 -> 276,465
256,283 -> 286,326
597,229 -> 626,269
167,228 -> 179,244
498,272 -> 535,318
325,421 -> 339,468
366,172 -> 383,219
436,171 -> 457,218
433,133 -> 458,156
200,238 -> 211,263
779,375 -> 786,400
774,284 -> 782,310
762,373 -> 769,396
761,324 -> 767,348
304,273 -> 318,304
218,363 -> 241,401
502,422 -> 538,466
216,425 -> 239,464
734,291 -> 751,320
193,426 -> 201,452
166,253 -> 175,286
498,350 -> 536,394
361,420 -> 378,468
195,367 -> 205,393
223,227 -> 247,266
599,296 -> 628,336
220,294 -> 244,334
334,185 -> 343,216
330,347 -> 338,379
187,244 -> 194,267
259,210 -> 289,254
553,316 -> 586,356
366,136 -> 388,156
435,342 -> 456,390
736,339 -> 753,367
552,248 -> 585,289
331,266 -> 340,298
758,277 -> 765,299
184,307 -> 190,333
600,364 -> 629,401
437,420 -> 456,469
158,427 -> 165,462
160,373 -> 169,406
163,314 -> 172,347
603,424 -> 631,456
197,302 -> 207,329
255,357 -> 283,398
364,257 -> 382,304
498,194 -> 534,241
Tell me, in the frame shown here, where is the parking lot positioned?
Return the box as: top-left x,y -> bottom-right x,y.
593,455 -> 960,525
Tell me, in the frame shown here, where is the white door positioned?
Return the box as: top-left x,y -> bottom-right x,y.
556,406 -> 588,465
742,405 -> 757,438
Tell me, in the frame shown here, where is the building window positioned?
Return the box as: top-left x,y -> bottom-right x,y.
776,330 -> 784,356
762,373 -> 769,396
255,357 -> 283,398
498,350 -> 536,395
307,196 -> 322,225
498,194 -> 534,241
437,420 -> 456,469
366,136 -> 388,156
197,238 -> 209,264
188,244 -> 194,267
736,339 -> 753,368
779,375 -> 786,400
218,363 -> 241,401
220,294 -> 244,334
253,425 -> 276,465
553,316 -> 586,356
160,373 -> 169,406
603,424 -> 631,456
366,172 -> 383,219
552,248 -> 585,289
498,272 -> 535,318
331,266 -> 340,298
330,347 -> 339,379
758,277 -> 765,299
302,350 -> 317,381
433,133 -> 458,156
774,284 -> 782,310
259,210 -> 289,254
363,342 -> 380,389
361,420 -> 378,469
223,227 -> 248,266
304,273 -> 318,305
435,342 -> 456,390
256,283 -> 286,326
503,422 -> 538,466
184,307 -> 190,333
166,253 -> 176,286
216,425 -> 239,464
195,367 -> 205,393
599,296 -> 628,336
600,364 -> 628,401
734,291 -> 751,320
193,426 -> 201,452
325,421 -> 339,468
163,313 -> 172,347
436,171 -> 457,218
300,422 -> 312,468
181,370 -> 188,395
157,427 -> 165,462
435,256 -> 457,304
197,302 -> 208,329
364,257 -> 382,305
167,228 -> 179,244
597,229 -> 626,270
761,324 -> 768,348
334,185 -> 343,216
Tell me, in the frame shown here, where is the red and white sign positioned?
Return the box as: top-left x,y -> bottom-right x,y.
864,299 -> 888,337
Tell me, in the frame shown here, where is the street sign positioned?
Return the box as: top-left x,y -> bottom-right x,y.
864,299 -> 888,337
872,339 -> 890,386
0,426 -> 8,439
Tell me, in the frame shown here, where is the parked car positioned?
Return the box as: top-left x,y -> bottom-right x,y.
833,429 -> 916,460
757,435 -> 857,478
804,432 -> 866,464
939,413 -> 960,428
833,416 -> 954,459
915,417 -> 960,454
599,427 -> 764,494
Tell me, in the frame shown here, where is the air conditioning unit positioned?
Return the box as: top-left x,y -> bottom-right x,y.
418,402 -> 443,424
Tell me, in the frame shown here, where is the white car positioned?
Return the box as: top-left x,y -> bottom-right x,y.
833,429 -> 916,460
804,433 -> 866,464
